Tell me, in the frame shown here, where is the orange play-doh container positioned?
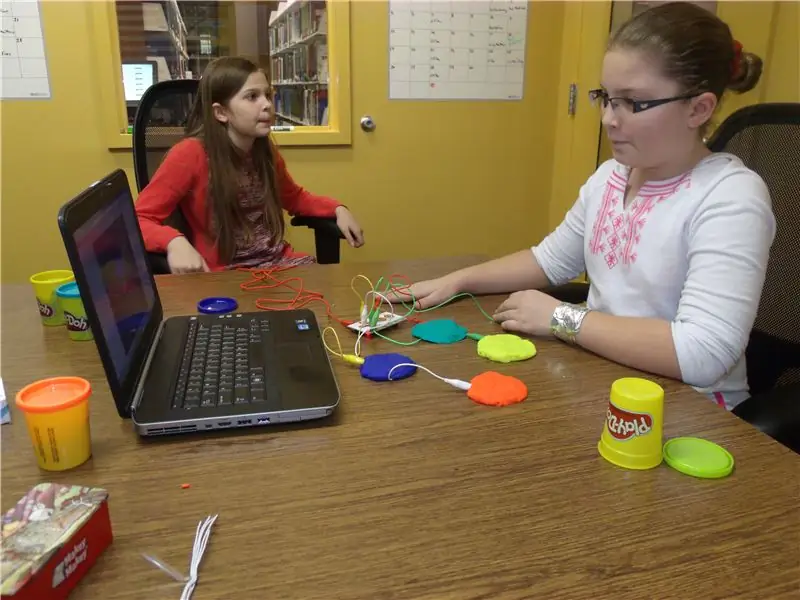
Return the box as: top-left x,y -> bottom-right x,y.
15,377 -> 93,471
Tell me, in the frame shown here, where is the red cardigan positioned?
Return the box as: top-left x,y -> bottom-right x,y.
135,137 -> 341,271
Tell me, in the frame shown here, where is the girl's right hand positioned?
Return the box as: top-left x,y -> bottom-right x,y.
388,275 -> 461,309
166,237 -> 210,274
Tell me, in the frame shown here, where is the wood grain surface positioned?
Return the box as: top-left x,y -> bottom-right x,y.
2,258 -> 798,600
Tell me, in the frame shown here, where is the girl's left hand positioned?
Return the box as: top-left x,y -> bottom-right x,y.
335,206 -> 365,248
493,290 -> 561,336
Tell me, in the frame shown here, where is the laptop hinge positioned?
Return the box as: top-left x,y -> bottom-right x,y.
131,321 -> 165,413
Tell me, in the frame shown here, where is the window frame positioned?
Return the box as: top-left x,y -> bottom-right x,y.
90,0 -> 352,150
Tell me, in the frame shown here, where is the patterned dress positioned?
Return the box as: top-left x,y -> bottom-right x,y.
228,157 -> 316,270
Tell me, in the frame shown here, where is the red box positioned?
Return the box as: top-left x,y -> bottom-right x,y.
1,483 -> 113,599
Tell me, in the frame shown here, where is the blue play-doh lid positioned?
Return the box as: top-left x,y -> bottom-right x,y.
55,282 -> 81,299
197,297 -> 238,314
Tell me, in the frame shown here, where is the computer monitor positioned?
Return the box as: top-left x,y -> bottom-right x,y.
122,61 -> 157,105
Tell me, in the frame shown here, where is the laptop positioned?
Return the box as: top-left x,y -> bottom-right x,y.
57,169 -> 341,437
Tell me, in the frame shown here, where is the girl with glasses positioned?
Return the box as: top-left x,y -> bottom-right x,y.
393,2 -> 775,411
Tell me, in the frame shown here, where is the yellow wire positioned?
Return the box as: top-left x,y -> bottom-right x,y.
322,325 -> 364,366
351,274 -> 375,305
322,326 -> 343,358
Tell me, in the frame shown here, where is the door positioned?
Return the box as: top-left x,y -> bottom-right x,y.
284,1 -> 592,264
286,1 -> 779,265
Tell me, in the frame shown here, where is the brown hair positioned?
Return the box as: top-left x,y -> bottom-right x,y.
185,56 -> 284,263
610,2 -> 763,99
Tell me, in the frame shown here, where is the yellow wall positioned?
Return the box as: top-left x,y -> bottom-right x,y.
283,0 -> 564,264
760,0 -> 799,103
1,0 -> 564,283
1,1 -> 796,283
1,2 -> 136,283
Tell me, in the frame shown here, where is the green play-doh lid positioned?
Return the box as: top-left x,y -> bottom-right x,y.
663,437 -> 734,479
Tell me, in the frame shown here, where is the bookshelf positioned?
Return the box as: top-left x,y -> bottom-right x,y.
269,0 -> 329,126
97,0 -> 350,148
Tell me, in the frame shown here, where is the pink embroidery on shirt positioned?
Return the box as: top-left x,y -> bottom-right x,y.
589,180 -> 624,254
589,167 -> 692,270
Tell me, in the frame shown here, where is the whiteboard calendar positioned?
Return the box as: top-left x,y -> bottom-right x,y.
1,0 -> 50,99
389,0 -> 528,100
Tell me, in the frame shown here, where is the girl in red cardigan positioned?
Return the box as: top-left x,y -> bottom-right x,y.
135,56 -> 364,274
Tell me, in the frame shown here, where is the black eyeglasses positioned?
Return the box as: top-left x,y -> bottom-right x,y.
588,88 -> 699,114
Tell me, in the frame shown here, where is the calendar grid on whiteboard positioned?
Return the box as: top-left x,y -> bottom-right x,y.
389,0 -> 528,100
1,0 -> 50,100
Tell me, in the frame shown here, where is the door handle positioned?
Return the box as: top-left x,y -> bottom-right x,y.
360,115 -> 376,132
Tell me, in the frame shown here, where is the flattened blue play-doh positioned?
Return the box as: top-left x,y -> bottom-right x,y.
360,353 -> 417,382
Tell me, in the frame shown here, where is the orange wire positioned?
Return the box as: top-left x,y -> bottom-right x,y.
236,265 -> 351,327
235,267 -> 425,330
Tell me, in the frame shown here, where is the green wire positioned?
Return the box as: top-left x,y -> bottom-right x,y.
381,273 -> 494,323
358,275 -> 496,350
408,292 -> 495,322
371,330 -> 422,347
367,275 -> 417,325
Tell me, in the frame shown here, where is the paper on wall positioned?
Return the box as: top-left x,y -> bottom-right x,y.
389,0 -> 529,101
1,0 -> 51,100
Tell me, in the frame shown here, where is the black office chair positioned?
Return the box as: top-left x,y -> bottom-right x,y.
131,79 -> 343,274
714,103 -> 800,453
545,103 -> 800,452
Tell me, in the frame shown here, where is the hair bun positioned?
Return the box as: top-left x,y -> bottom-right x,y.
728,51 -> 763,93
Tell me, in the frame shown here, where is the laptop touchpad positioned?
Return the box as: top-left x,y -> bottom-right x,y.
279,342 -> 338,409
284,344 -> 313,379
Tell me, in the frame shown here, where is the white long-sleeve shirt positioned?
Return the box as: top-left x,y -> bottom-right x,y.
532,153 -> 776,409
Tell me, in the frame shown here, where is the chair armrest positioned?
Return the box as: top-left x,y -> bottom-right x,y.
289,215 -> 344,238
733,382 -> 800,454
542,282 -> 590,304
148,252 -> 171,275
289,216 -> 343,265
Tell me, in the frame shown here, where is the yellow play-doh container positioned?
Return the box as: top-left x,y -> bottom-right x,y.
598,377 -> 664,470
29,270 -> 74,326
15,377 -> 92,471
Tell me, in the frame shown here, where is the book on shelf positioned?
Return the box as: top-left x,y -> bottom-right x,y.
271,43 -> 327,85
274,86 -> 328,126
270,2 -> 327,50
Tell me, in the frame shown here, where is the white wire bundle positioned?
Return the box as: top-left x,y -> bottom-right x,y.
355,290 -> 396,356
180,514 -> 218,600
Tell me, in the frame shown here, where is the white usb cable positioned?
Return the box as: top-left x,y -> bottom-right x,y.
141,514 -> 218,599
387,363 -> 471,391
180,514 -> 218,600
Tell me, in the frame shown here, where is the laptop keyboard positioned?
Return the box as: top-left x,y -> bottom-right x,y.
173,318 -> 269,409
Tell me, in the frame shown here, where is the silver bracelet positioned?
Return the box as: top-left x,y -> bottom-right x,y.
550,302 -> 590,344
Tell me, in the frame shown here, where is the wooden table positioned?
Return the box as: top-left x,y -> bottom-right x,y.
2,258 -> 798,599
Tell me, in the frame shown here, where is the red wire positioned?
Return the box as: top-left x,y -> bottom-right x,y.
235,268 -> 423,330
236,266 -> 351,327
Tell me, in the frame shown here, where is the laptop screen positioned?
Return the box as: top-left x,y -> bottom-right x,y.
72,186 -> 157,383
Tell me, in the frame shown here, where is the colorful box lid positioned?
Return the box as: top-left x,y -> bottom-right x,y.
1,483 -> 108,596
